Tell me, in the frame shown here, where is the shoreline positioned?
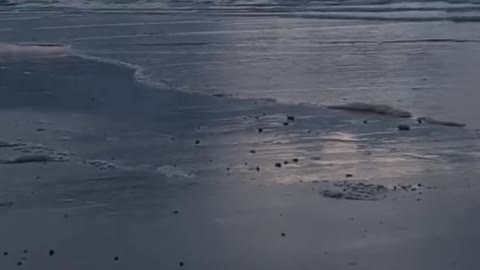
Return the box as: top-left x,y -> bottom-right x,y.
0,47 -> 479,269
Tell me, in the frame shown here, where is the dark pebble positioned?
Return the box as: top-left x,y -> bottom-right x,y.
287,116 -> 295,121
292,158 -> 299,163
258,128 -> 263,133
226,167 -> 230,171
256,166 -> 260,171
23,250 -> 28,254
249,150 -> 256,154
275,163 -> 282,168
283,161 -> 289,165
363,120 -> 368,124
195,140 -> 200,144
398,124 -> 410,131
307,130 -> 311,133
49,250 -> 55,256
282,122 -> 289,126
64,214 -> 69,218
17,261 -> 22,266
179,262 -> 184,266
114,256 -> 119,261
3,252 -> 8,256
281,233 -> 286,237
345,174 -> 353,178
36,128 -> 45,132
173,210 -> 179,214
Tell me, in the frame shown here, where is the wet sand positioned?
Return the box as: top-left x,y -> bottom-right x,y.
0,55 -> 480,269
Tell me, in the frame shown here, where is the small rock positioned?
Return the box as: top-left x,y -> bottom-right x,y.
398,124 -> 410,131
281,233 -> 286,237
173,210 -> 179,214
287,116 -> 295,121
345,174 -> 353,178
282,122 -> 289,126
292,158 -> 299,163
179,262 -> 184,266
256,166 -> 260,171
64,214 -> 69,218
114,256 -> 119,261
3,251 -> 7,256
17,261 -> 22,266
195,140 -> 200,144
283,161 -> 289,165
36,128 -> 45,132
258,128 -> 263,133
23,250 -> 28,254
249,150 -> 256,154
363,120 -> 368,124
49,250 -> 55,256
275,163 -> 282,168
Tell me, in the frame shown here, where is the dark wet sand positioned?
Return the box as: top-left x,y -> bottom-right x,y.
0,57 -> 480,269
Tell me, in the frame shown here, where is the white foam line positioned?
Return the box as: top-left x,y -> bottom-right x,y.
71,26 -> 337,41
69,50 -> 167,89
34,20 -> 219,30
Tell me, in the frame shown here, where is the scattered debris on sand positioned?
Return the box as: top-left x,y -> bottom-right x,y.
84,159 -> 118,170
320,182 -> 388,201
417,117 -> 466,127
156,165 -> 195,178
327,102 -> 412,118
3,154 -> 65,164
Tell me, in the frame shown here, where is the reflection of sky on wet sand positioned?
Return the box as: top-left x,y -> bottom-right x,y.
1,12 -> 480,187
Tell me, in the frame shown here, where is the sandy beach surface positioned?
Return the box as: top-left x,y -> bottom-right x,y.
2,3 -> 480,270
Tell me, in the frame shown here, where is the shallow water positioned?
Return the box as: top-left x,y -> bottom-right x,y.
2,1 -> 480,126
